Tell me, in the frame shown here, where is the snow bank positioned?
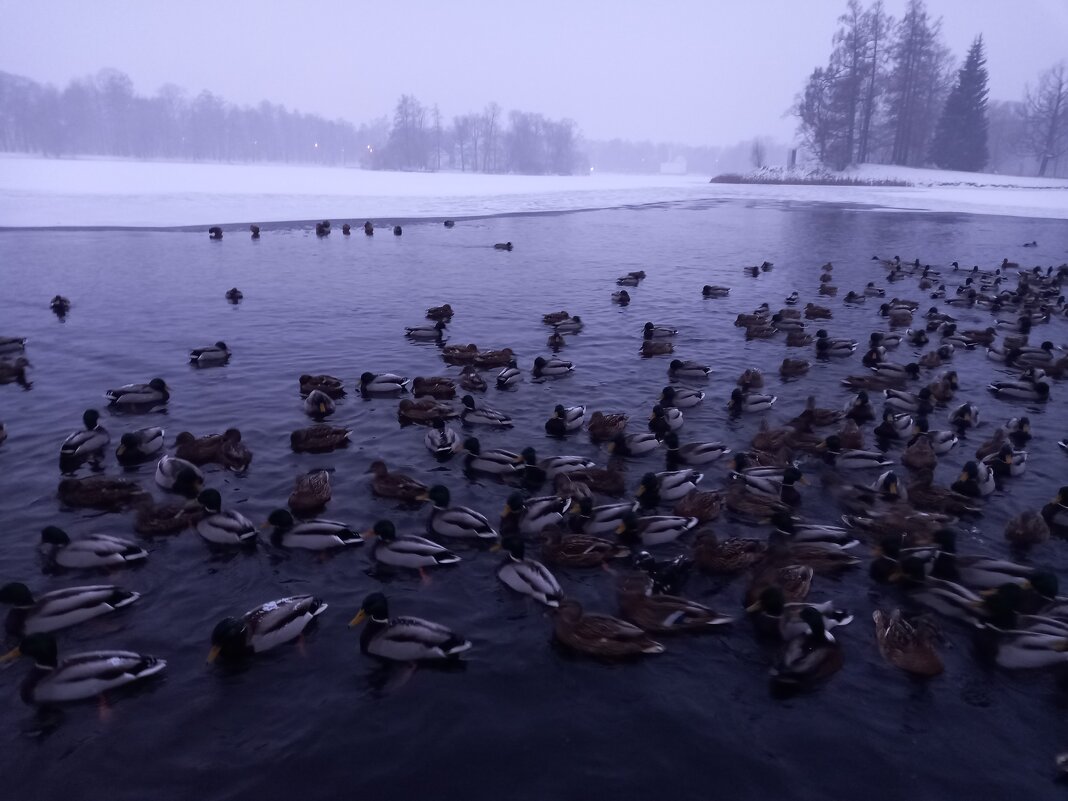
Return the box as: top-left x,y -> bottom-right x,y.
0,154 -> 1065,228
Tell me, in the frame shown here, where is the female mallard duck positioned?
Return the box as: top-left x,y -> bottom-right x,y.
669,359 -> 711,379
648,404 -> 683,435
218,428 -> 253,472
424,420 -> 461,459
587,411 -> 628,442
299,374 -> 345,398
728,388 -> 777,414
365,520 -> 460,570
405,320 -> 447,340
529,358 -> 572,380
640,340 -> 674,357
398,398 -> 457,425
289,469 -> 331,514
660,385 -> 704,408
115,427 -> 164,466
425,485 -> 498,540
662,432 -> 729,466
951,460 -> 995,497
780,358 -> 810,377
797,396 -> 842,428
787,331 -> 815,346
195,489 -> 257,545
460,394 -> 512,426
351,592 -> 471,661
265,509 -> 361,550
672,489 -> 723,523
737,368 -> 765,390
724,483 -> 790,520
0,582 -> 139,636
51,295 -> 72,314
543,310 -> 570,325
1003,417 -> 1032,447
174,431 -> 224,464
189,341 -> 231,366
134,499 -> 203,535
60,409 -> 110,463
441,343 -> 479,365
821,436 -> 893,470
290,424 -> 351,453
208,595 -> 327,662
571,498 -> 641,536
41,527 -> 148,569
617,575 -> 732,632
770,607 -> 844,688
155,455 -> 204,497
835,419 -> 866,450
475,348 -> 516,369
616,511 -> 698,547
694,532 -> 768,574
636,470 -> 703,505
607,431 -> 660,457
57,476 -> 148,510
0,357 -> 31,387
745,564 -> 813,608
746,586 -> 853,640
1005,511 -> 1050,547
902,435 -> 938,472
540,525 -> 628,567
553,600 -> 664,657
496,536 -> 563,606
304,389 -> 336,417
459,365 -> 487,393
519,447 -> 596,480
545,404 -> 585,436
225,287 -> 243,302
612,289 -> 631,305
462,437 -> 520,475
0,633 -> 165,704
872,609 -> 943,676
804,303 -> 832,319
412,376 -> 457,400
501,492 -> 571,536
563,466 -> 626,497
105,378 -> 169,407
426,303 -> 454,321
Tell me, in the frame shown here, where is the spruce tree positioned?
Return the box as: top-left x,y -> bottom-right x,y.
930,35 -> 989,171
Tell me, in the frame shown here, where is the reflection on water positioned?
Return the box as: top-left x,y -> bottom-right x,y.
1,201 -> 1068,801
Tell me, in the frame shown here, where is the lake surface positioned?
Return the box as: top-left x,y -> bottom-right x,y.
2,200 -> 1068,801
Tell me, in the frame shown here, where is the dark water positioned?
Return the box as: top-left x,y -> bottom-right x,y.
2,201 -> 1068,801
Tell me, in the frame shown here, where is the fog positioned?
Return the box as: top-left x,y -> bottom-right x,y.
1,0 -> 1065,147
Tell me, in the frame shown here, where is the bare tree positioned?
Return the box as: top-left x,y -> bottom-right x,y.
857,0 -> 892,163
452,115 -> 471,171
431,104 -> 443,170
482,101 -> 501,172
750,138 -> 767,168
1023,62 -> 1068,177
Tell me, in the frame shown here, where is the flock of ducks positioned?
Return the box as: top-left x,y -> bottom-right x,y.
4,230 -> 1068,715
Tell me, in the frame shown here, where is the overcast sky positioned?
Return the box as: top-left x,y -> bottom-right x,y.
1,0 -> 1065,146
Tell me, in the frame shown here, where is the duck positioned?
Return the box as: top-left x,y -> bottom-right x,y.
290,424 -> 351,453
359,371 -> 410,395
815,330 -> 856,356
425,485 -> 498,540
884,387 -> 934,415
40,527 -> 148,570
519,447 -> 596,480
297,374 -> 346,399
730,465 -> 804,504
133,500 -> 203,536
989,375 -> 1051,401
0,336 -> 26,355
796,396 -> 842,428
630,552 -> 694,594
189,341 -> 231,366
441,343 -> 480,366
745,564 -> 813,608
871,609 -> 944,676
398,398 -> 457,425
366,460 -> 426,502
154,455 -> 204,497
660,386 -> 704,408
0,582 -> 140,636
173,431 -> 225,464
0,633 -> 165,704
948,402 -> 980,432
265,509 -> 361,550
643,322 -> 678,339
702,285 -> 730,298
553,316 -> 584,334
769,606 -> 844,688
843,391 -> 876,423
822,435 -> 893,470
728,388 -> 776,414
105,378 -> 169,407
545,404 -> 585,436
612,289 -> 631,304
60,409 -> 110,463
424,420 -> 462,459
405,320 -> 447,340
532,356 -> 574,378
1005,511 -> 1051,547
780,358 -> 811,377
364,520 -> 460,570
561,466 -> 626,498
836,419 -> 867,450
350,593 -> 471,661
901,435 -> 938,472
910,418 -> 958,454
462,437 -> 520,475
289,469 -> 331,514
458,365 -> 487,393
547,331 -> 566,349
194,489 -> 257,545
640,340 -> 674,357
496,536 -> 563,607
553,600 -> 664,657
461,394 -> 512,426
539,525 -> 629,568
412,376 -> 456,400
1041,487 -> 1068,535
543,311 -> 570,326
304,389 -> 336,417
981,444 -> 1028,478
570,498 -> 641,537
804,303 -> 832,320
426,303 -> 454,321
56,476 -> 148,510
616,575 -> 733,632
636,470 -> 703,505
693,533 -> 768,574
225,287 -> 243,302
607,431 -> 660,457
871,362 -> 921,381
494,362 -> 522,387
874,409 -> 912,440
50,295 -> 72,314
3,356 -> 34,386
216,428 -> 253,472
475,348 -> 516,369
993,631 -> 1068,670
615,510 -> 697,547
668,361 -> 711,382
648,404 -> 683,435
951,461 -> 996,497
746,586 -> 853,640
501,493 -> 571,536
115,427 -> 165,466
208,596 -> 327,662
662,432 -> 729,466
770,513 -> 859,549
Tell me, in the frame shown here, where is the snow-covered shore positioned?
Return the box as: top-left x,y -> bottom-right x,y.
0,154 -> 1065,228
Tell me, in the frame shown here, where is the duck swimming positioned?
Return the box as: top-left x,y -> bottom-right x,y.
208,596 -> 328,662
350,592 -> 471,661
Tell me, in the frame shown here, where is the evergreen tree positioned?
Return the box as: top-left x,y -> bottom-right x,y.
930,35 -> 989,170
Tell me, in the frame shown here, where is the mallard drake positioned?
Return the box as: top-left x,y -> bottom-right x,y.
425,485 -> 497,540
587,411 -> 628,442
771,313 -> 806,332
989,375 -> 1051,401
728,388 -> 777,414
612,289 -> 631,304
874,409 -> 912,440
398,398 -> 458,424
553,600 -> 664,657
902,435 -> 938,472
545,404 -> 585,436
702,285 -> 730,298
519,447 -> 595,479
532,356 -> 574,378
780,358 -> 810,377
607,431 -> 660,457
304,389 -> 336,417
105,378 -> 169,407
911,418 -> 958,454
770,513 -> 859,548
0,582 -> 140,636
869,469 -> 907,500
195,489 -> 257,545
412,376 -> 457,400
815,330 -> 856,356
189,341 -> 231,366
155,455 -> 204,497
540,524 -> 628,567
553,316 -> 584,334
1005,511 -> 1050,547
0,634 -> 164,704
993,631 -> 1068,670
746,586 -> 853,640
405,320 -> 447,340
208,596 -> 327,662
694,532 -> 768,573
640,340 -> 674,357
948,402 -> 980,432
290,424 -> 351,453
424,420 -> 461,459
951,461 -> 995,497
475,348 -> 516,369
730,466 -> 804,505
872,362 -> 921,381
0,357 -> 30,387
265,509 -> 360,550
822,436 -> 893,470
884,387 -> 934,415
461,394 -> 512,426
769,607 -> 844,688
426,303 -> 454,321
501,492 -> 571,536
662,432 -> 729,466
458,365 -> 487,393
225,287 -> 243,302
57,476 -> 147,510
40,527 -> 147,569
617,575 -> 732,632
289,469 -> 331,514
660,385 -> 704,408
365,520 -> 460,570
60,409 -> 110,463
643,322 -> 678,339
1041,488 -> 1068,535
0,336 -> 26,355
496,536 -> 563,606
462,437 -> 520,475
636,470 -> 703,505
367,461 -> 426,502
981,444 -> 1027,478
843,391 -> 876,423
745,564 -> 813,608
543,310 -> 570,325
115,427 -> 164,466
616,511 -> 698,547
668,360 -> 711,381
648,404 -> 683,435
133,500 -> 202,535
351,593 -> 471,661
50,295 -> 72,314
571,498 -> 641,536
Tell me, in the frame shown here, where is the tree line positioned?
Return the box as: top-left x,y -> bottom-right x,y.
794,0 -> 1068,177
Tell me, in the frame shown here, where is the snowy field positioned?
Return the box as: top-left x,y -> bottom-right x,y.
0,154 -> 1065,228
